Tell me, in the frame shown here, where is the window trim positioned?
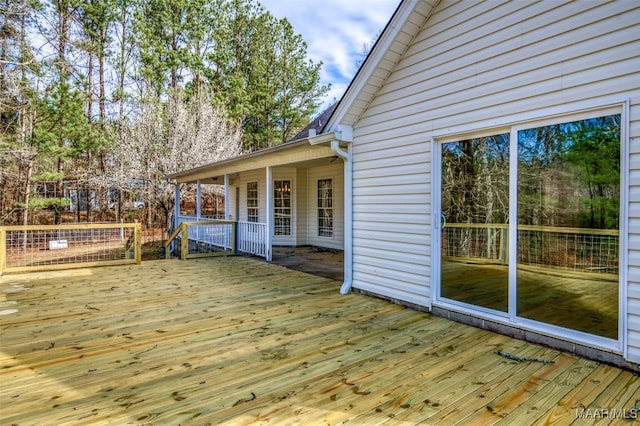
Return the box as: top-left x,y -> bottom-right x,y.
273,179 -> 292,236
317,177 -> 334,238
247,181 -> 259,223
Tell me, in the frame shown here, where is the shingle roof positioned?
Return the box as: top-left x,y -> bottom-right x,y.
289,102 -> 338,141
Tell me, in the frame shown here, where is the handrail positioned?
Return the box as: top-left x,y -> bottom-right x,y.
164,223 -> 185,259
164,221 -> 237,260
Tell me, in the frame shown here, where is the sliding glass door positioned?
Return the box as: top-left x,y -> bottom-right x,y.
440,134 -> 510,313
438,110 -> 621,341
516,115 -> 620,339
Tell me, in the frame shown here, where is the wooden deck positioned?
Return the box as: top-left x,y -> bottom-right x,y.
1,258 -> 638,425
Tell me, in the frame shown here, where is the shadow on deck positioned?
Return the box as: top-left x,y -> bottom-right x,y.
1,258 -> 638,425
271,246 -> 344,281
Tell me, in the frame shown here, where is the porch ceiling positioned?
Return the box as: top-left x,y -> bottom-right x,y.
170,139 -> 340,184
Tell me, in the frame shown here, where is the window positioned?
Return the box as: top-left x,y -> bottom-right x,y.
247,182 -> 258,222
274,180 -> 291,236
318,179 -> 333,237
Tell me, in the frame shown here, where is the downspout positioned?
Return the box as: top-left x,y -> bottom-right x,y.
331,140 -> 353,295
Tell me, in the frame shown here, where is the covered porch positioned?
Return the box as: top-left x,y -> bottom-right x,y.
2,258 -> 638,424
170,134 -> 350,264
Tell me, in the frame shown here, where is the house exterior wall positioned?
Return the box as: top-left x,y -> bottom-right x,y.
232,164 -> 345,250
349,0 -> 640,361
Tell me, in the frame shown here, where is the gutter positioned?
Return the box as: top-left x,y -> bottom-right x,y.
329,140 -> 353,295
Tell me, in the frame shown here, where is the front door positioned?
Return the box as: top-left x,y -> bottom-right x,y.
273,179 -> 295,244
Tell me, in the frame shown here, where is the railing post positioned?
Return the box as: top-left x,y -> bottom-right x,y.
134,223 -> 142,265
181,223 -> 188,261
233,221 -> 237,255
0,228 -> 6,276
500,227 -> 508,264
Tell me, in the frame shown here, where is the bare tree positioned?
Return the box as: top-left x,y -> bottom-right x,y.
112,88 -> 241,228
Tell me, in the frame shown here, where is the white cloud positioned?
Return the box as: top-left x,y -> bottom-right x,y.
259,0 -> 399,110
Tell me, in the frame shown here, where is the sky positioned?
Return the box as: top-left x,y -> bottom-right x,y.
258,0 -> 400,111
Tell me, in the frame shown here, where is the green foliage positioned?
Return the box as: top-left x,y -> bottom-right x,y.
134,0 -> 328,151
32,81 -> 92,157
564,116 -> 620,229
33,171 -> 65,182
18,196 -> 69,210
2,0 -> 330,224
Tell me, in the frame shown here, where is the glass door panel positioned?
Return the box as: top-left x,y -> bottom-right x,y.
516,115 -> 620,339
274,180 -> 291,236
440,134 -> 510,312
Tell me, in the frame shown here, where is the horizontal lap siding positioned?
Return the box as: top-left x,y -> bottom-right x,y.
350,0 -> 640,342
351,132 -> 431,306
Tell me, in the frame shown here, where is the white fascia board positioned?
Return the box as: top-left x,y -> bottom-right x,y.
308,128 -> 353,146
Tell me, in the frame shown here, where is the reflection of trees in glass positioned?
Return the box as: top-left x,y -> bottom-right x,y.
517,115 -> 620,229
442,134 -> 510,225
565,116 -> 620,229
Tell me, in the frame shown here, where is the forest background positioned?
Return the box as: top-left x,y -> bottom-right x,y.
0,0 -> 333,231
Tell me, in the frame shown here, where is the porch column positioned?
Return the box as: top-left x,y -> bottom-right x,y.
196,179 -> 202,220
173,183 -> 180,230
224,174 -> 230,220
266,166 -> 273,261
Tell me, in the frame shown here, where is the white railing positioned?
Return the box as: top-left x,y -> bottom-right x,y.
177,214 -> 224,224
237,221 -> 269,258
188,221 -> 233,251
175,215 -> 269,259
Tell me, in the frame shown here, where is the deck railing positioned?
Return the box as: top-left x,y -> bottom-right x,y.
174,215 -> 269,259
443,223 -> 619,275
0,223 -> 141,275
236,221 -> 269,258
165,220 -> 235,260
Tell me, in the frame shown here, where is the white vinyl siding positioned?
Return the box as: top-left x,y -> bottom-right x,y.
351,133 -> 431,307
349,0 -> 640,353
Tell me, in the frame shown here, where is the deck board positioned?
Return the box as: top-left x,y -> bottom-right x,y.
1,258 -> 638,425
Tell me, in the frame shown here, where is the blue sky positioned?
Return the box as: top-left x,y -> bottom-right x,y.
259,0 -> 400,110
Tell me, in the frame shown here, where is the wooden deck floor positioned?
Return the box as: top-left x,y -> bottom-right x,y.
1,258 -> 638,425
